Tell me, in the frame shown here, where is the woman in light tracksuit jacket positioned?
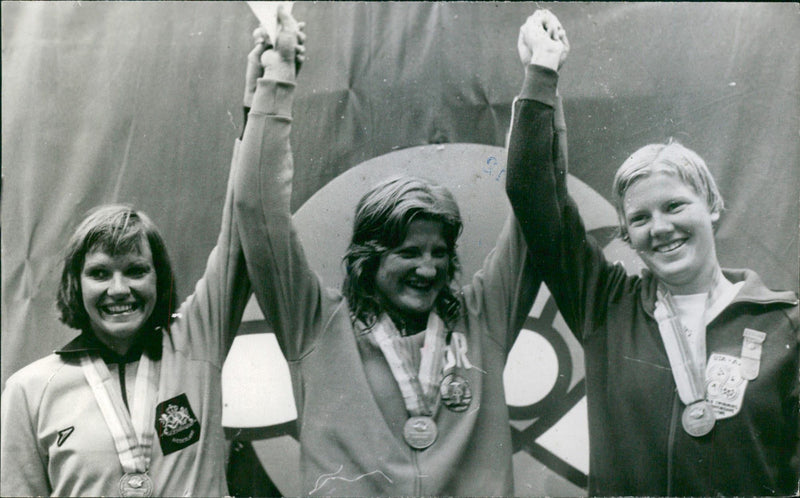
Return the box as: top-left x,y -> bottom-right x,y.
0,22 -> 306,497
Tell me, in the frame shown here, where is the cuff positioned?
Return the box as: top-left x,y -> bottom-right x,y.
518,65 -> 559,108
251,78 -> 296,117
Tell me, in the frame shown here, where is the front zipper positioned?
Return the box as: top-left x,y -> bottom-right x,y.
666,392 -> 681,496
412,448 -> 422,495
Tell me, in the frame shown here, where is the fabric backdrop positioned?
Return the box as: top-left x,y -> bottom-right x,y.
2,1 -> 798,495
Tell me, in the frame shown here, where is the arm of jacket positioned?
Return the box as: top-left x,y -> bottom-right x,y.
505,64 -> 627,340
463,212 -> 541,354
170,135 -> 252,366
233,77 -> 321,361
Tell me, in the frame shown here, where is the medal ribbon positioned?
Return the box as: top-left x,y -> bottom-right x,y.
654,289 -> 706,405
81,352 -> 160,473
653,271 -> 737,406
373,312 -> 447,416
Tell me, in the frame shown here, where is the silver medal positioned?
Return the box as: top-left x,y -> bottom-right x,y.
681,400 -> 715,437
403,416 -> 438,450
119,472 -> 153,497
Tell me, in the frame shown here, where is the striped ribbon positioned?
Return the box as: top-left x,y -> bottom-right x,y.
80,352 -> 160,473
372,312 -> 447,417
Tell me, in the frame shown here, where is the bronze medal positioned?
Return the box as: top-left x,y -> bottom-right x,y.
403,416 -> 438,450
119,472 -> 153,497
682,400 -> 715,437
440,373 -> 472,412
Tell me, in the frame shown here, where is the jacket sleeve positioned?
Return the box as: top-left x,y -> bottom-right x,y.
505,64 -> 622,340
171,137 -> 252,366
463,213 -> 541,353
233,77 -> 322,361
0,376 -> 50,497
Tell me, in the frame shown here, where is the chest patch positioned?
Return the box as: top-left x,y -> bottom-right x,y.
705,353 -> 748,419
155,393 -> 201,455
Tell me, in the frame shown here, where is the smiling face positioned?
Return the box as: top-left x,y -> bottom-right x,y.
80,242 -> 157,354
623,171 -> 721,294
374,218 -> 449,325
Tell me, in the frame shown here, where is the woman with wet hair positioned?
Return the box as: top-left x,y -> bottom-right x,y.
233,9 -> 540,496
505,9 -> 799,496
343,176 -> 463,331
0,20 -> 306,497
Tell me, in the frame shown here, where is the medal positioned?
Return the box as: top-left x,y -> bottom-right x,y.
81,353 -> 160,495
681,400 -> 715,437
373,313 -> 448,449
119,472 -> 154,497
654,287 -> 715,438
440,373 -> 472,412
403,416 -> 438,450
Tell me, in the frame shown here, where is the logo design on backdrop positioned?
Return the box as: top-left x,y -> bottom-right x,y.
508,295 -> 588,487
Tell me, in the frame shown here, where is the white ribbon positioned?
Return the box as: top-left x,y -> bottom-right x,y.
653,273 -> 741,406
372,312 -> 447,417
81,352 -> 160,473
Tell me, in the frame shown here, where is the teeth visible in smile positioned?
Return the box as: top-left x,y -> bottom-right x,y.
103,304 -> 136,314
655,240 -> 684,253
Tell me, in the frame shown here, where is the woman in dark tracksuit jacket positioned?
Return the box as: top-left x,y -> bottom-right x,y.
506,10 -> 799,496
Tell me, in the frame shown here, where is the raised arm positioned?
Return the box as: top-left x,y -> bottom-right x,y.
155,24 -> 316,365
234,9 -> 319,360
505,10 -> 611,336
506,9 -> 569,240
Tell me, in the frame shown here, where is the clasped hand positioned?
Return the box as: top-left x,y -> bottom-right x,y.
244,6 -> 306,106
518,9 -> 569,71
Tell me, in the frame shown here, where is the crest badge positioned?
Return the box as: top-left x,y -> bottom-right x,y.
440,373 -> 473,412
155,393 -> 200,455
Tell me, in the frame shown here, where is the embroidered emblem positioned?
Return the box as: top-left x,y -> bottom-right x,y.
57,426 -> 74,447
705,353 -> 748,419
155,393 -> 201,455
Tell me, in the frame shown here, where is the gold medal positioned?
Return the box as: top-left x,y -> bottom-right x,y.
682,400 -> 715,437
403,416 -> 438,450
119,472 -> 153,497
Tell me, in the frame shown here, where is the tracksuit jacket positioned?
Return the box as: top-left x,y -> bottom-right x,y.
234,76 -> 540,496
1,142 -> 251,497
506,64 -> 800,496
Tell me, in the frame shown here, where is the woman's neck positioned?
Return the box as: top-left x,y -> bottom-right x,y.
386,309 -> 428,336
662,265 -> 724,296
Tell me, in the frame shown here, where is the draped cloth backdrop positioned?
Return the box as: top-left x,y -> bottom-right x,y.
2,2 -> 798,495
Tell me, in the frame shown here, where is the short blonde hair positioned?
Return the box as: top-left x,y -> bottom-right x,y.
612,141 -> 724,241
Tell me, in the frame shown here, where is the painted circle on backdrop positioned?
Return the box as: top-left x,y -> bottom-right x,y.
504,329 -> 559,406
229,143 -> 643,495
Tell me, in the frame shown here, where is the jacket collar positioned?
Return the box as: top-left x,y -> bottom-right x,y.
56,329 -> 163,363
640,268 -> 798,318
